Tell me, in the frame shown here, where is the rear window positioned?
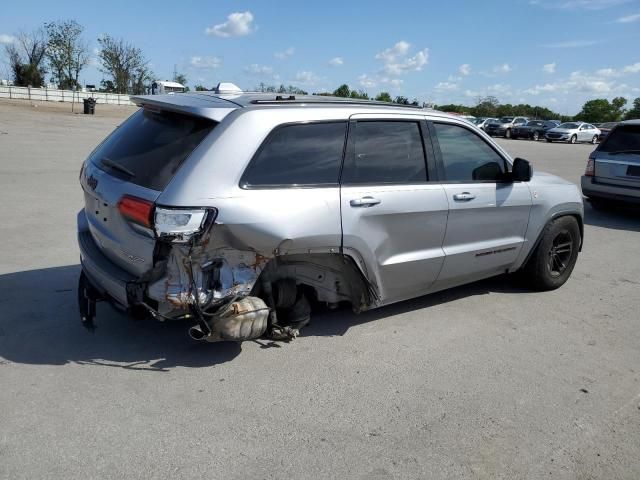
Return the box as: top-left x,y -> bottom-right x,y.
599,125 -> 640,153
89,108 -> 216,191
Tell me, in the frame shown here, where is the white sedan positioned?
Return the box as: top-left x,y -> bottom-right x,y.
545,122 -> 601,144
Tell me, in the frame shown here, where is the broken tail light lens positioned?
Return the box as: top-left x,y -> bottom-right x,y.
118,195 -> 154,228
154,207 -> 213,242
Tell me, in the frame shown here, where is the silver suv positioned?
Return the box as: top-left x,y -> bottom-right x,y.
77,87 -> 584,342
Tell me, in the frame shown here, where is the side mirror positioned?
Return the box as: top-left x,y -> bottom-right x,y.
512,157 -> 532,182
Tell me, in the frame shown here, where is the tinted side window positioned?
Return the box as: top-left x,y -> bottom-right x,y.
434,123 -> 507,182
242,122 -> 346,187
342,121 -> 427,184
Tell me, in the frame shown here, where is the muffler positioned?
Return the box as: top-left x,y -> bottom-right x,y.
188,296 -> 269,342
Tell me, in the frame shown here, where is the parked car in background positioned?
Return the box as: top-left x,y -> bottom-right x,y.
597,122 -> 619,142
76,87 -> 584,342
582,120 -> 640,207
485,116 -> 529,138
545,122 -> 600,144
512,120 -> 560,141
473,117 -> 497,131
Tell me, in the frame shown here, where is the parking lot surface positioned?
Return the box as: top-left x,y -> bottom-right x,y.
1,101 -> 639,479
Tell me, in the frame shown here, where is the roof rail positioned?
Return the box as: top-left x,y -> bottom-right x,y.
249,97 -> 423,109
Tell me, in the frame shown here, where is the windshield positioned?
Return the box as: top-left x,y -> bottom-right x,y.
600,122 -> 617,129
526,121 -> 543,126
499,117 -> 514,123
558,122 -> 579,129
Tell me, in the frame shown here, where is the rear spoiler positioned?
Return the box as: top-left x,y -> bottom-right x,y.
130,94 -> 238,122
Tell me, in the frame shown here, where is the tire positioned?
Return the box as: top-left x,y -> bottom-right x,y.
546,138 -> 552,143
591,135 -> 598,144
533,131 -> 540,141
569,134 -> 577,144
522,216 -> 581,291
505,128 -> 512,139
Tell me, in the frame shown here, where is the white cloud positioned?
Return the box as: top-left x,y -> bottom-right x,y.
542,40 -> 599,48
274,47 -> 294,60
358,74 -> 377,88
205,11 -> 255,38
623,62 -> 640,73
294,71 -> 320,85
328,57 -> 344,66
375,41 -> 428,75
434,81 -> 459,92
543,62 -> 556,73
532,0 -> 631,10
596,67 -> 617,77
493,63 -> 512,74
190,56 -> 222,69
459,64 -> 471,76
615,12 -> 640,22
0,33 -> 16,44
244,64 -> 277,79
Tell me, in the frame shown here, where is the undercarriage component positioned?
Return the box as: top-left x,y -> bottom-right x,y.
188,296 -> 269,342
78,271 -> 100,332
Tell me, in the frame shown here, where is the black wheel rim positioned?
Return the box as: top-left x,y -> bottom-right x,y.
548,231 -> 573,277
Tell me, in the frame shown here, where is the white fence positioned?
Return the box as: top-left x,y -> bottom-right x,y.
0,85 -> 135,106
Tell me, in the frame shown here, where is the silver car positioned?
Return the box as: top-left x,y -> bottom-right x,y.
472,117 -> 497,131
581,120 -> 640,206
545,122 -> 601,144
77,86 -> 584,343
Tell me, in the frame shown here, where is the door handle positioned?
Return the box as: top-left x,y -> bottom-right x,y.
350,196 -> 381,207
453,192 -> 476,201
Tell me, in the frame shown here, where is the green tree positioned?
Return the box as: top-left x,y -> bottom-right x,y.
45,20 -> 90,90
333,84 -> 350,97
375,91 -> 392,102
394,95 -> 409,105
624,97 -> 640,120
98,35 -> 149,94
174,72 -> 189,91
194,84 -> 209,91
472,96 -> 499,117
349,89 -> 369,100
4,29 -> 47,87
575,97 -> 627,123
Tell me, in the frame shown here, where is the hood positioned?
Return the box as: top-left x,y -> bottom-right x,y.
548,127 -> 574,134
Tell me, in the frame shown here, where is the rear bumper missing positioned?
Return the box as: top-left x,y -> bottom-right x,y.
78,210 -> 133,309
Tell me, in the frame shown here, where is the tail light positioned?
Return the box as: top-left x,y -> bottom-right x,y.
118,195 -> 154,228
154,207 -> 214,243
585,155 -> 595,177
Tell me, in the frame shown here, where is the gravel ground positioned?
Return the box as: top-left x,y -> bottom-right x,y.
1,100 -> 639,480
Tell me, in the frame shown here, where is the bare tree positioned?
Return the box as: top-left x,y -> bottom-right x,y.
4,29 -> 47,86
45,20 -> 90,90
97,35 -> 149,94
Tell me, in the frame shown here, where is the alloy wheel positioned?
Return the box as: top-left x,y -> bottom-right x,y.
547,231 -> 573,277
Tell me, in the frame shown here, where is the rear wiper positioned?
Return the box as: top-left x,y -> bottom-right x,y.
607,149 -> 640,155
101,157 -> 135,177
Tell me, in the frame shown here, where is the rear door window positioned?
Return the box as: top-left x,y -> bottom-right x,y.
241,122 -> 347,187
599,124 -> 640,153
89,108 -> 216,191
341,121 -> 427,184
433,122 -> 507,182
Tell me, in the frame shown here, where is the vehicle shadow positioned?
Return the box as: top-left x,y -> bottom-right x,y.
302,275 -> 528,338
0,265 -> 242,370
0,264 -> 530,368
583,200 -> 640,232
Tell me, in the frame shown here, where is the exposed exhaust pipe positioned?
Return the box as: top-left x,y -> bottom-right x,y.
188,325 -> 208,341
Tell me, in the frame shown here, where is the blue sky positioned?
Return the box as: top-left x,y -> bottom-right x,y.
1,0 -> 639,114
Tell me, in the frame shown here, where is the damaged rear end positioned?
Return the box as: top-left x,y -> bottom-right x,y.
77,96 -> 273,341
